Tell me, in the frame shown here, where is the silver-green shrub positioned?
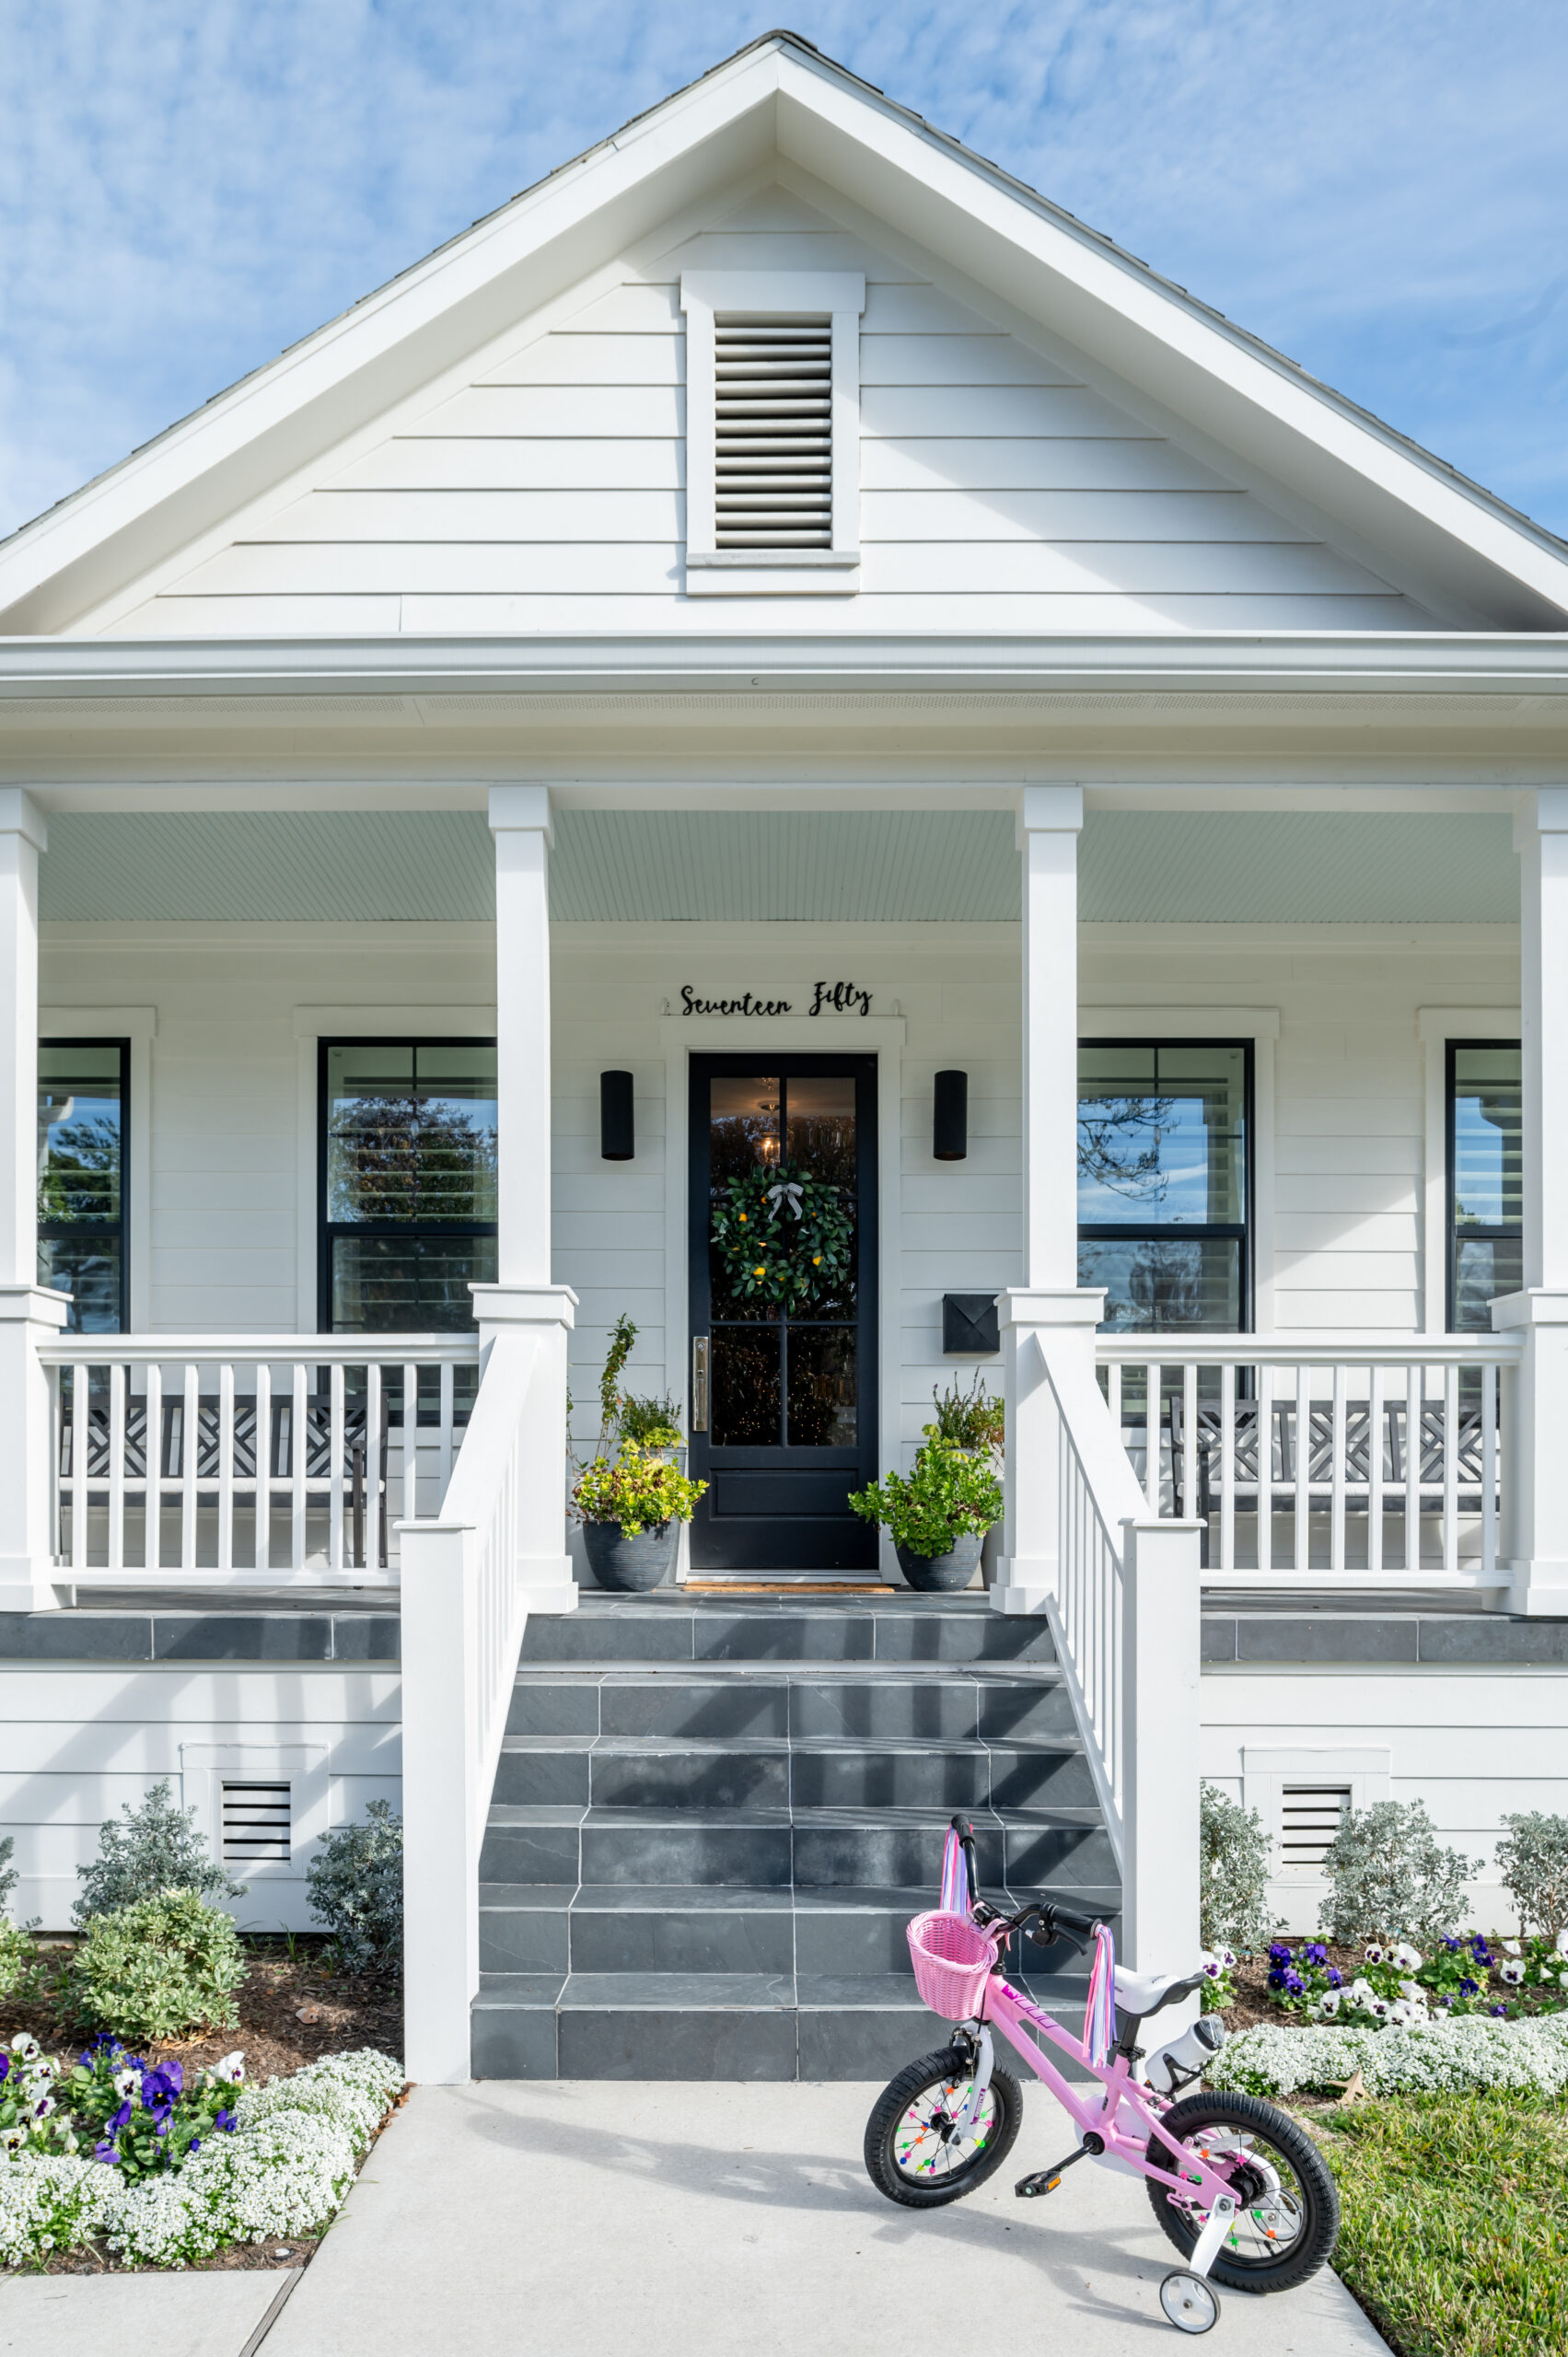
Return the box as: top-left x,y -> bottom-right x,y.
1318,1798 -> 1476,1945
1495,1811 -> 1568,1943
0,1833 -> 17,1914
305,1800 -> 402,1975
1199,1782 -> 1277,1954
73,1781 -> 245,1924
66,1890 -> 245,2042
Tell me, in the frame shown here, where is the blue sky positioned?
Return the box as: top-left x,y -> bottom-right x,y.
3,1 -> 1566,544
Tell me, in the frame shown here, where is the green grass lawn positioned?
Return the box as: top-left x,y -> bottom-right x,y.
1313,2093 -> 1568,2357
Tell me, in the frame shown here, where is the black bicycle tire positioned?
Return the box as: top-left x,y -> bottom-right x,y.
863,2045 -> 1024,2210
1144,2090 -> 1340,2294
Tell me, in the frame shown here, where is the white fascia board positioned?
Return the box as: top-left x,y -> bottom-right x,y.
0,56 -> 786,633
5,633 -> 1568,702
771,53 -> 1568,627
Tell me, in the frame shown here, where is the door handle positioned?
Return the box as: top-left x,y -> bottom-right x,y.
692,1336 -> 709,1433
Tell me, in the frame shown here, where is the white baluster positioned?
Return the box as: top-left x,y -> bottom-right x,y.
107,1361 -> 125,1573
1330,1362 -> 1347,1573
1443,1361 -> 1459,1575
253,1363 -> 271,1573
1219,1364 -> 1236,1573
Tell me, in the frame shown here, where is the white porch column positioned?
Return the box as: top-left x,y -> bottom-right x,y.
994,787 -> 1105,1615
0,792 -> 68,1610
1493,789 -> 1568,1614
489,784 -> 554,1287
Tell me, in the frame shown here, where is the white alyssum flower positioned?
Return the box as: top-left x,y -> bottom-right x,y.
0,2049 -> 402,2271
1211,2014 -> 1568,2101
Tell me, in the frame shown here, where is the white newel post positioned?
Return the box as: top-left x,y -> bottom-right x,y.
0,793 -> 68,1610
994,786 -> 1104,1615
1493,789 -> 1568,1615
1121,1517 -> 1203,1971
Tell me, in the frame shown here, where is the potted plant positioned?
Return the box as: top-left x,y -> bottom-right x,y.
848,1429 -> 1004,1593
570,1316 -> 705,1590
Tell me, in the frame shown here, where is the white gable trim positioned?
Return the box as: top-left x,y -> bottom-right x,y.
3,37 -> 1567,636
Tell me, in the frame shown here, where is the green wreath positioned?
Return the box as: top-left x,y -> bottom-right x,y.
711,1158 -> 855,1309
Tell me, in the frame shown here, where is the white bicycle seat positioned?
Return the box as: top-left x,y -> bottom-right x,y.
1113,1964 -> 1194,2017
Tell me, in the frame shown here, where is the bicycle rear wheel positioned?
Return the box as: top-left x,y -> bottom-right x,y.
1144,2092 -> 1339,2294
864,2045 -> 1022,2210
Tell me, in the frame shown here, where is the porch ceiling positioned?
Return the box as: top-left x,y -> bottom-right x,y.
36,807 -> 1519,923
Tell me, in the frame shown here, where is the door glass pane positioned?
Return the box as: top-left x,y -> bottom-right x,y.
786,1327 -> 856,1446
785,1074 -> 856,1182
1455,1236 -> 1523,1332
1452,1048 -> 1521,1229
39,1047 -> 123,1225
1077,1044 -> 1246,1225
1079,1237 -> 1241,1331
712,1328 -> 782,1445
331,1234 -> 498,1331
709,1077 -> 783,1318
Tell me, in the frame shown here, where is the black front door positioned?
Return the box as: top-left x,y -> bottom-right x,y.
689,1056 -> 878,1571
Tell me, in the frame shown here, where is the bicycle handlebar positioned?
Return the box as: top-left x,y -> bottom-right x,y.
948,1817 -> 1101,1951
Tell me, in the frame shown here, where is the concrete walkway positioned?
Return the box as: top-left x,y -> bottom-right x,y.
259,2081 -> 1388,2357
0,2268 -> 291,2355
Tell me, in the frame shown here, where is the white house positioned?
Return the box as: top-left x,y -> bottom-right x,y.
0,33 -> 1565,2081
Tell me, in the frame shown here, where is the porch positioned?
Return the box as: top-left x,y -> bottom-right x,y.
0,779 -> 1562,2077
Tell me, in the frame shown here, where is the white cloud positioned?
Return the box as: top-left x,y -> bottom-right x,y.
2,0 -> 1565,540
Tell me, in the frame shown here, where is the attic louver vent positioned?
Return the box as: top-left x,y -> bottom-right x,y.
1280,1784 -> 1352,1871
713,315 -> 832,549
221,1780 -> 292,1864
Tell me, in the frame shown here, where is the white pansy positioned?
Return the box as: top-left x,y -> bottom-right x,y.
1502,1939 -> 1522,1956
1365,1945 -> 1386,1965
1391,1944 -> 1423,1972
1315,1990 -> 1342,2019
1400,1980 -> 1424,2002
211,2052 -> 246,2087
1556,1930 -> 1568,1958
111,2068 -> 138,2099
8,2036 -> 39,2063
1499,1960 -> 1526,1987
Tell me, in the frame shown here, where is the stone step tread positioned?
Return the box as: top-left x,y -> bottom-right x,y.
473,1969 -> 1085,2014
477,1878 -> 1113,1919
484,1801 -> 1106,1831
499,1732 -> 1085,1756
513,1664 -> 1064,1681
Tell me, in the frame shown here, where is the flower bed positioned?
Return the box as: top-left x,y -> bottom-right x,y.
0,2042 -> 403,2270
1209,2011 -> 1568,2099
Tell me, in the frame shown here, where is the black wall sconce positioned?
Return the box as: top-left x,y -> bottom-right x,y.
599,1070 -> 635,1161
933,1068 -> 968,1161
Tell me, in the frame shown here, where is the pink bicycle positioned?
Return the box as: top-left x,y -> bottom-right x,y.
863,1817 -> 1339,2336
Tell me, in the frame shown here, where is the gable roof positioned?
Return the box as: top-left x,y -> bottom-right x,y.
4,29 -> 1567,635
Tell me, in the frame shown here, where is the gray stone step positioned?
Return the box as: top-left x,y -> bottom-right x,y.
475,1593 -> 1113,2080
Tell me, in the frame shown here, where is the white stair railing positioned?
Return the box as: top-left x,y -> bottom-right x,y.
1097,1333 -> 1523,1585
399,1307 -> 575,2084
1016,1317 -> 1202,1973
39,1335 -> 480,1587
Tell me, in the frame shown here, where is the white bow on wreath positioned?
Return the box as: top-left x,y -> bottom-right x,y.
765,1180 -> 805,1220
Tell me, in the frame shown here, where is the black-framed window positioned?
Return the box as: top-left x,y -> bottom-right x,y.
1077,1039 -> 1251,1332
38,1039 -> 129,1332
1447,1040 -> 1521,1332
319,1039 -> 498,1332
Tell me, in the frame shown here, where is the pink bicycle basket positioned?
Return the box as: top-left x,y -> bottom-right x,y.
907,1910 -> 996,2021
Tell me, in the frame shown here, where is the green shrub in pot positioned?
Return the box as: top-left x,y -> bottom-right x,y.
848,1435 -> 1003,1591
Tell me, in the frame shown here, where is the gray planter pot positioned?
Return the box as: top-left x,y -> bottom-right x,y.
895,1531 -> 985,1593
582,1518 -> 679,1592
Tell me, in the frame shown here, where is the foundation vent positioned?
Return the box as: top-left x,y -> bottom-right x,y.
221,1779 -> 292,1865
1280,1784 -> 1352,1871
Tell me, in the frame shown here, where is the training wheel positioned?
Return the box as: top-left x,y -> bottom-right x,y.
1159,2270 -> 1220,2335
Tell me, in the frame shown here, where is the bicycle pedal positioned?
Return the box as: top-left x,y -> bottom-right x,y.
1014,2169 -> 1062,2199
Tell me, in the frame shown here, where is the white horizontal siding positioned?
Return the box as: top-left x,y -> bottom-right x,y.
107,182 -> 1434,638
1203,1666 -> 1568,1934
0,1665 -> 400,1930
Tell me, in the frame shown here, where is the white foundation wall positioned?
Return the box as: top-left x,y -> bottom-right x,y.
1201,1664 -> 1568,1939
0,1667 -> 401,1931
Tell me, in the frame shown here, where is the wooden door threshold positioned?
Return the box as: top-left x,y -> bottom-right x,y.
683,1580 -> 896,1595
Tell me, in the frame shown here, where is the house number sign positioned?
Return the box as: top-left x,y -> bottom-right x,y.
676,981 -> 874,1018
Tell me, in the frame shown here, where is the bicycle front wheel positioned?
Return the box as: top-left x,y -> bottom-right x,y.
1144,2091 -> 1339,2294
864,2046 -> 1022,2210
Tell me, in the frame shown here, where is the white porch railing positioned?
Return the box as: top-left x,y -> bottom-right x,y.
1097,1333 -> 1525,1585
1008,1305 -> 1202,1972
39,1335 -> 480,1588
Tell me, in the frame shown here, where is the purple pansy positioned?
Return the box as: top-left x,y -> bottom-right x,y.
1327,1966 -> 1343,1989
1459,1978 -> 1480,1998
215,2109 -> 237,2133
